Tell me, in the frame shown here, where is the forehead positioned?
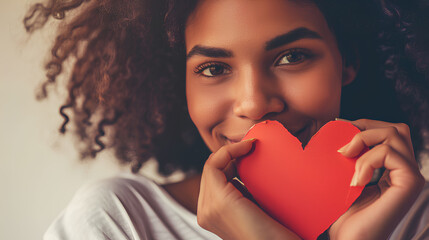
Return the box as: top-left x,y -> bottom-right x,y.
185,0 -> 333,52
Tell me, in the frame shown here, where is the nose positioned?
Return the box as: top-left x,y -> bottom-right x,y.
233,67 -> 285,120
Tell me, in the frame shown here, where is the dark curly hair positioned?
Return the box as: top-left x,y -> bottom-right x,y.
24,0 -> 429,175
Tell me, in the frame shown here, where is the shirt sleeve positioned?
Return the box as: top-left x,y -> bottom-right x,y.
43,178 -> 151,240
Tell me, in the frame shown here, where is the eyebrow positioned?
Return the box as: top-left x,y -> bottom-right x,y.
186,45 -> 233,60
265,27 -> 322,51
186,27 -> 322,60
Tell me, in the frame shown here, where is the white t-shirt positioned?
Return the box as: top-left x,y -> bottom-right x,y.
44,173 -> 429,240
44,173 -> 222,240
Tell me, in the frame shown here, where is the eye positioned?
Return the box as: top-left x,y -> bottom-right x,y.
275,49 -> 312,66
194,62 -> 231,77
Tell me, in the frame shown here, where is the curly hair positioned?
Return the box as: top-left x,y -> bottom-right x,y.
24,0 -> 429,175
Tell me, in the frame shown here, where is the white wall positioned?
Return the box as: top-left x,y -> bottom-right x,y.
0,1 -> 121,239
1,1 -> 429,240
0,1 -> 181,239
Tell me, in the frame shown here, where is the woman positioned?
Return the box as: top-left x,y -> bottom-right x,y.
25,0 -> 428,239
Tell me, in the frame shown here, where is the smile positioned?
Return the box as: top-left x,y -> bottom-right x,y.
223,122 -> 311,146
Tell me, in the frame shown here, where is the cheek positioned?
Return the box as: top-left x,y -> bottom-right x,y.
283,63 -> 342,118
186,79 -> 228,139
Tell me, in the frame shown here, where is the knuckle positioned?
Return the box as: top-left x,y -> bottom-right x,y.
218,145 -> 232,160
204,153 -> 216,166
208,147 -> 228,166
354,132 -> 364,141
395,123 -> 411,136
217,145 -> 227,155
377,144 -> 393,155
386,126 -> 399,137
353,132 -> 367,146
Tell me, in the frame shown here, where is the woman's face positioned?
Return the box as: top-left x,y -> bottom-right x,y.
185,0 -> 356,152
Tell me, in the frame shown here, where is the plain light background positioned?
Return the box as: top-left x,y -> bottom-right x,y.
0,1 -> 184,239
1,1 -> 429,240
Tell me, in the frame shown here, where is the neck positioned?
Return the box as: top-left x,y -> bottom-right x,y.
162,174 -> 202,214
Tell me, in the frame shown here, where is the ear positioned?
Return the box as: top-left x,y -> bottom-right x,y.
341,60 -> 359,87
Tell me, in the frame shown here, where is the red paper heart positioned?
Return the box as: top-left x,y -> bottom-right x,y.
237,120 -> 366,240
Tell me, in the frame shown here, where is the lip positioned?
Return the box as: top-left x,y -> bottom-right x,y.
223,122 -> 311,145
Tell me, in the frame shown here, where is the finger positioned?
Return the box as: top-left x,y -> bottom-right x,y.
338,126 -> 414,162
350,119 -> 413,151
205,138 -> 256,170
201,138 -> 257,192
351,144 -> 416,187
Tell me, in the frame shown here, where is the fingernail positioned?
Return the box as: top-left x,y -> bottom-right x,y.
337,143 -> 349,153
244,138 -> 257,143
335,118 -> 351,122
350,169 -> 359,186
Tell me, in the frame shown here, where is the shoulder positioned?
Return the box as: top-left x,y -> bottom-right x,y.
73,174 -> 157,203
64,174 -> 160,216
44,174 -> 159,240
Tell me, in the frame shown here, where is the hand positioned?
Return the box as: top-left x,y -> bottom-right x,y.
330,119 -> 425,240
197,139 -> 301,240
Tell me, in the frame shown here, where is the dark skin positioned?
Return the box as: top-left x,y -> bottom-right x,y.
164,0 -> 424,239
163,174 -> 201,214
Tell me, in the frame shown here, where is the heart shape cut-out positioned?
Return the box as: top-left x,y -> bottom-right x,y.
237,120 -> 366,240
